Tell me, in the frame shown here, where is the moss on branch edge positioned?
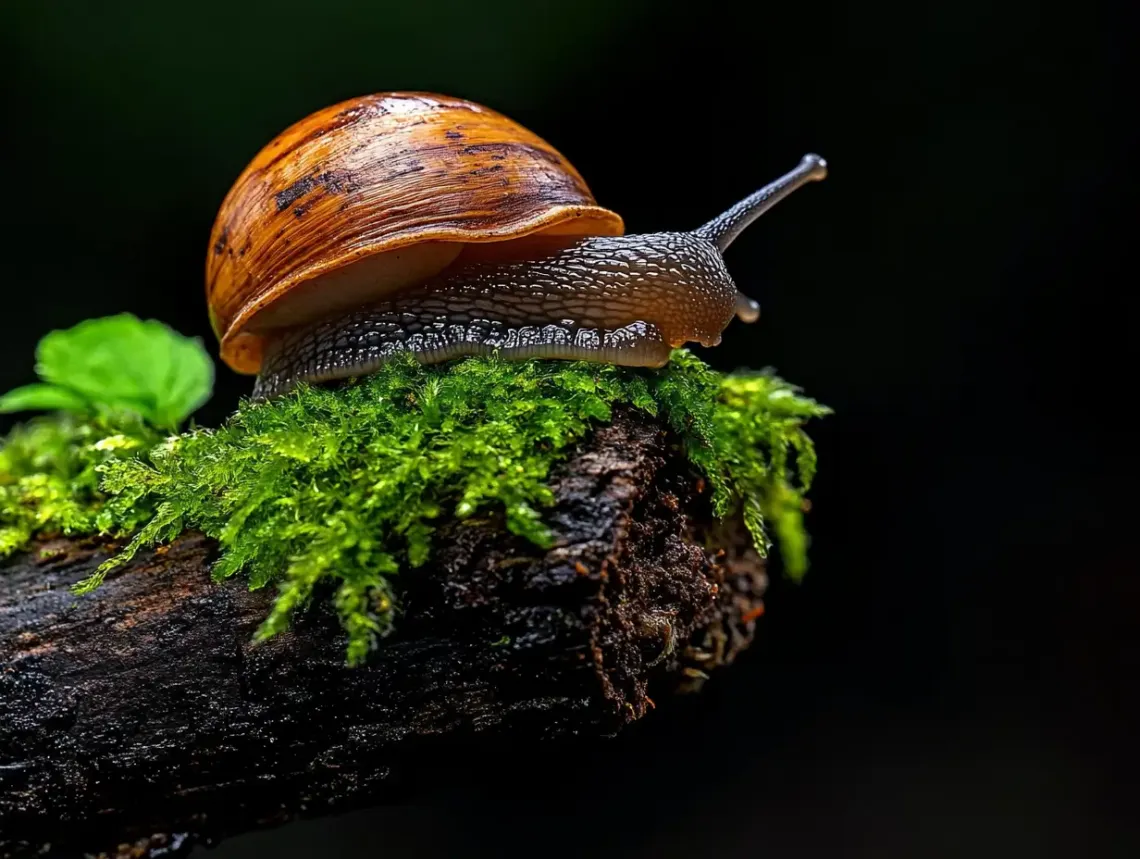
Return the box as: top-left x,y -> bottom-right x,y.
1,349 -> 830,665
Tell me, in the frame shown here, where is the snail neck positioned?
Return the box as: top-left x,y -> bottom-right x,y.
696,154 -> 827,253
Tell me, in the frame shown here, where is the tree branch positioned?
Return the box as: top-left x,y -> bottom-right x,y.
0,409 -> 765,858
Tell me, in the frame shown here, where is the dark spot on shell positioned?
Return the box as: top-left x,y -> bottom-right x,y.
388,163 -> 426,179
213,228 -> 229,256
275,170 -> 359,212
461,143 -> 508,156
445,130 -> 464,140
470,165 -> 505,176
460,142 -> 562,166
275,175 -> 319,211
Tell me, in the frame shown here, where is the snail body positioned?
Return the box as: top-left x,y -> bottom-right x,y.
206,93 -> 827,398
255,231 -> 740,398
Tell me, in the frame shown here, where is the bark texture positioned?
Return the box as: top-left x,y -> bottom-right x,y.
0,409 -> 766,858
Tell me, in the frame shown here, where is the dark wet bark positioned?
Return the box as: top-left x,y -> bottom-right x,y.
0,408 -> 766,858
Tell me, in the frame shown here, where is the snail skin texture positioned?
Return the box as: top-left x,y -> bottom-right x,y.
204,93 -> 827,399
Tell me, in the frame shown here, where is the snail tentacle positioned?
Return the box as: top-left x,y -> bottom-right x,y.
696,154 -> 828,252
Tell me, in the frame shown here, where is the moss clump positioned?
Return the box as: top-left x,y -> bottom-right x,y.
1,350 -> 829,664
0,412 -> 160,556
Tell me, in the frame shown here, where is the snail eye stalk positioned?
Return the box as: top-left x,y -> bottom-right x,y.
696,154 -> 828,253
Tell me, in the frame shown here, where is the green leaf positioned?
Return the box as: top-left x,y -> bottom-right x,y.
32,314 -> 215,429
0,384 -> 90,414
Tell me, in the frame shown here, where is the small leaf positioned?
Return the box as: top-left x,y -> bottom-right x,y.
0,384 -> 90,415
32,314 -> 214,428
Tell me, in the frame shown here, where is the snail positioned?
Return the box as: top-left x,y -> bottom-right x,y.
206,92 -> 827,399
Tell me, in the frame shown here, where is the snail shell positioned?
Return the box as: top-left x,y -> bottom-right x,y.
207,92 -> 623,375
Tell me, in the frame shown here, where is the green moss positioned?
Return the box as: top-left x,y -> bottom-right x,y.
1,350 -> 829,665
0,412 -> 161,556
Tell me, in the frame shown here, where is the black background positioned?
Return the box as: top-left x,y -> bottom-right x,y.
1,1 -> 1131,857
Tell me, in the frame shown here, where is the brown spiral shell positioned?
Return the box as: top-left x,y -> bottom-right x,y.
206,92 -> 625,374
